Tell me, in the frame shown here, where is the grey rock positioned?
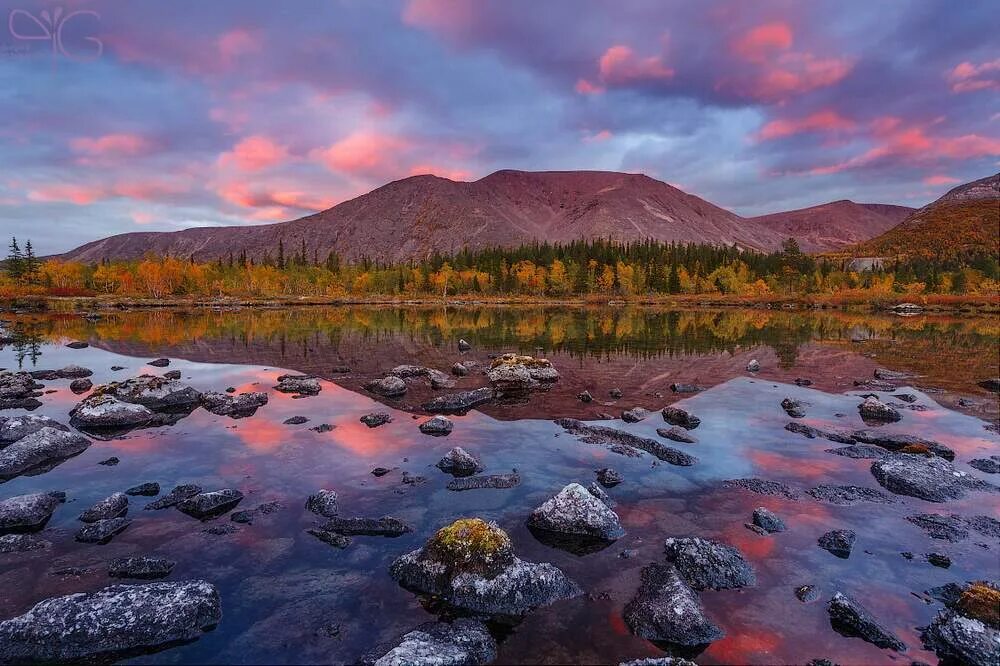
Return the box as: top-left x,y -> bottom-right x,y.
147,358 -> 170,367
0,533 -> 51,553
747,359 -> 760,372
305,489 -> 339,518
926,552 -> 951,568
969,457 -> 1000,474
623,563 -> 724,646
825,445 -> 888,459
0,427 -> 91,479
669,383 -> 704,394
125,482 -> 160,496
871,454 -> 996,502
527,483 -> 624,541
310,423 -> 335,433
781,397 -> 806,418
163,370 -> 182,380
0,491 -> 64,534
66,341 -> 89,349
176,489 -> 243,519
663,536 -> 756,590
0,414 -> 69,442
751,507 -> 786,533
724,477 -> 799,499
827,592 -> 905,651
75,517 -> 131,544
620,658 -> 696,666
200,391 -> 268,418
906,514 -> 969,542
79,492 -> 128,523
577,390 -> 593,402
307,528 -> 351,548
609,388 -> 623,398
283,416 -> 309,425
586,483 -> 615,508
657,426 -> 696,443
365,376 -> 407,397
785,422 -> 855,443
807,484 -> 895,505
367,619 -> 496,666
390,365 -> 455,389
622,407 -> 652,423
108,556 -> 175,579
419,415 -> 454,436
274,374 -> 322,395
557,419 -> 696,465
451,362 -> 470,377
661,406 -> 700,429
818,530 -> 856,558
99,457 -> 121,467
145,484 -> 202,510
361,412 -> 392,428
70,394 -> 154,428
458,339 -> 472,352
56,364 -> 94,379
921,609 -> 999,666
422,387 -> 494,413
851,430 -> 955,460
858,396 -> 901,423
103,374 -> 202,411
596,467 -> 623,487
436,447 -> 483,476
795,585 -> 820,603
874,368 -> 910,381
230,501 -> 281,524
0,580 -> 220,662
447,473 -> 521,491
69,378 -> 93,394
319,516 -> 412,537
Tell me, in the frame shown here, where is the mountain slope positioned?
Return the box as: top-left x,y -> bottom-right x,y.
57,170 -> 915,263
845,173 -> 999,259
749,200 -> 914,253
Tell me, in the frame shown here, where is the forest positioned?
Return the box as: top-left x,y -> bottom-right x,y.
2,236 -> 999,302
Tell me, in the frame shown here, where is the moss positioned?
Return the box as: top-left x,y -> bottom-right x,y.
423,518 -> 514,577
899,443 -> 932,456
489,353 -> 551,370
956,582 -> 1000,628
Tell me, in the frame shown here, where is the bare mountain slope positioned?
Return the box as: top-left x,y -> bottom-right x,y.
749,200 -> 914,253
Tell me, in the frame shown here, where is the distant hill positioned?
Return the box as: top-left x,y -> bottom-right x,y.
56,169 -> 916,263
844,173 -> 999,260
749,200 -> 914,253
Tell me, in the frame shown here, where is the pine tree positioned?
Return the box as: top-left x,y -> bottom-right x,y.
277,239 -> 285,269
6,237 -> 23,279
22,239 -> 38,283
667,263 -> 681,294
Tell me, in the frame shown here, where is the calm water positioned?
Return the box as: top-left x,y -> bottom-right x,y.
0,306 -> 998,665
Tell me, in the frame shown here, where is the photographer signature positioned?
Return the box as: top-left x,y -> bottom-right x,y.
8,6 -> 102,60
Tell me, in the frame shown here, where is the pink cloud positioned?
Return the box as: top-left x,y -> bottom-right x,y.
923,174 -> 960,186
27,177 -> 191,205
70,133 -> 152,157
583,129 -> 613,143
216,183 -> 333,213
402,0 -> 475,35
217,29 -> 260,65
218,135 -> 291,172
732,22 -> 793,64
312,130 -> 409,176
947,58 -> 1000,93
130,211 -> 155,225
598,45 -> 674,85
575,78 -> 605,95
757,110 -> 855,141
28,184 -> 106,205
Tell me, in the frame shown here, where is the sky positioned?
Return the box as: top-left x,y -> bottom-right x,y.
1,0 -> 998,254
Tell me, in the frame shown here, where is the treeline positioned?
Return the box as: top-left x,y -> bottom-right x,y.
2,236 -> 998,300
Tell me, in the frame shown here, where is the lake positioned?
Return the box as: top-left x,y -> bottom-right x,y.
0,305 -> 997,664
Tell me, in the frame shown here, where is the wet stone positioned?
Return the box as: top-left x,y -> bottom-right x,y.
447,473 -> 521,491
969,457 -> 1000,474
65,341 -> 89,349
825,445 -> 888,459
818,530 -> 856,559
163,370 -> 182,380
557,419 -> 696,466
807,484 -> 895,505
871,454 -> 997,502
858,396 -> 901,422
926,553 -> 951,568
70,394 -> 154,428
0,491 -> 64,534
906,514 -> 970,542
662,537 -> 756,590
436,447 -> 483,476
0,533 -> 51,553
851,430 -> 955,460
360,412 -> 392,428
320,516 -> 413,537
69,378 -> 93,394
125,482 -> 160,497
609,388 -> 623,398
75,517 -> 131,544
283,416 -> 309,425
176,489 -> 244,519
527,482 -> 625,542
0,414 -> 69,443
422,387 -> 494,414
145,484 -> 202,510
307,528 -> 351,549
310,423 -> 335,433
657,426 -> 696,443
451,362 -> 470,377
371,467 -> 392,477
577,390 -> 593,402
305,489 -> 339,518
274,374 -> 322,395
147,358 -> 170,367
596,467 -> 623,487
622,407 -> 652,423
78,492 -> 128,523
108,556 -> 175,579
419,415 -> 453,436
0,427 -> 91,479
781,397 -> 806,418
669,383 -> 703,394
661,406 -> 701,429
200,391 -> 268,418
724,477 -> 799,499
827,592 -> 905,651
921,609 -> 999,666
750,507 -> 786,533
623,563 -> 724,647
365,376 -> 407,397
364,618 -> 496,666
98,456 -> 119,466
795,585 -> 820,603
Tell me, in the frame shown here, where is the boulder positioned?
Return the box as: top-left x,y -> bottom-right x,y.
487,354 -> 558,394
70,394 -> 154,428
436,447 -> 483,476
661,407 -> 701,430
623,563 -> 724,646
101,374 -> 203,411
871,454 -> 996,502
447,473 -> 521,491
858,396 -> 901,423
365,619 -> 496,666
419,415 -> 454,436
147,358 -> 170,367
365,376 -> 407,397
176,489 -> 244,519
827,592 -> 905,651
969,457 -> 1000,474
557,419 -> 696,466
422,387 -> 494,413
781,397 -> 806,418
70,378 -> 93,393
0,491 -> 64,534
0,580 -> 221,662
657,426 -> 696,443
622,407 -> 652,423
273,374 -> 322,395
747,359 -> 760,372
75,517 -> 131,544
921,609 -> 999,666
319,516 -> 412,537
307,528 -> 351,549
818,530 -> 856,558
78,492 -> 128,523
527,483 -> 624,542
662,537 -> 756,590
144,484 -> 202,510
389,518 -> 581,616
200,391 -> 268,417
596,467 -> 623,487
305,489 -> 339,518
360,412 -> 392,428
0,427 -> 91,479
750,507 -> 786,533
108,556 -> 175,579
389,365 -> 456,389
125,482 -> 160,496
0,414 -> 69,443
0,533 -> 50,553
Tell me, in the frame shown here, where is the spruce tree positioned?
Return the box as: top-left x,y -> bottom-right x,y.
6,237 -> 23,279
22,239 -> 38,283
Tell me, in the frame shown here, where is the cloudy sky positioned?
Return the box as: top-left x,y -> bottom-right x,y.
1,0 -> 998,254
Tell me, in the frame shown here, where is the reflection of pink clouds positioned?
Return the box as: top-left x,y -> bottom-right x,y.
232,417 -> 288,453
708,628 -> 782,664
749,450 -> 842,481
328,420 -> 410,457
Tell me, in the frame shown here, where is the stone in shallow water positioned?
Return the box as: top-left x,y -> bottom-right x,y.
0,492 -> 64,534
307,528 -> 351,548
750,507 -> 786,533
851,430 -> 955,460
320,516 -> 412,537
365,376 -> 407,397
283,416 -> 309,425
657,426 -> 696,443
661,406 -> 701,429
871,454 -> 997,502
527,482 -> 624,542
662,537 -> 756,590
827,592 -> 905,651
422,387 -> 494,414
176,489 -> 244,519
921,609 -> 999,666
858,396 -> 901,422
274,374 -> 322,395
596,467 -> 623,487
557,419 -> 696,466
419,415 -> 453,436
78,492 -> 128,523
724,477 -> 799,499
389,518 -> 581,616
103,374 -> 202,410
969,456 -> 1000,474
0,580 -> 221,663
781,397 -> 806,418
75,517 -> 131,544
0,414 -> 69,443
436,447 -> 483,476
70,394 -> 154,428
622,407 -> 652,423
825,445 -> 888,459
200,391 -> 268,418
305,489 -> 339,518
145,484 -> 200,510
360,412 -> 392,428
147,358 -> 170,367
807,484 -> 895,505
785,422 -> 855,444
623,563 -> 724,647
795,585 -> 820,603
447,473 -> 521,491
108,556 -> 175,579
0,533 -> 50,553
818,530 -> 856,559
0,427 -> 91,479
365,618 -> 496,666
620,658 -> 697,666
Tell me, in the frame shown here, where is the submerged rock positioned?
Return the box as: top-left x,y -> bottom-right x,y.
969,457 -> 1000,474
319,516 -> 412,537
145,484 -> 200,510
858,396 -> 901,423
419,415 -> 454,436
365,376 -> 407,397
0,533 -> 51,553
283,416 -> 309,425
0,491 -> 64,534
657,426 -> 696,443
365,618 -> 496,666
557,419 -> 696,466
422,387 -> 494,413
807,484 -> 895,505
871,454 -> 996,502
200,391 -> 268,418
622,407 -> 652,423
305,490 -> 339,518
274,374 -> 322,395
0,580 -> 221,663
176,489 -> 244,519
230,501 -> 281,524
78,492 -> 128,523
447,473 -> 521,491
389,518 -> 581,616
781,397 -> 806,418
661,406 -> 701,430
827,592 -> 905,651
596,467 -> 624,487
623,563 -> 724,647
0,427 -> 91,479
724,477 -> 799,499
307,528 -> 351,549
906,514 -> 969,542
108,556 -> 175,579
70,378 -> 93,394
75,517 -> 131,544
360,412 -> 392,428
662,537 -> 756,590
436,447 -> 483,476
527,483 -> 624,542
70,394 -> 154,428
818,530 -> 856,559
795,585 -> 821,603
784,422 -> 855,444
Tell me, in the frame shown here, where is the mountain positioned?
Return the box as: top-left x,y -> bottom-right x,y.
56,170 -> 910,263
749,201 -> 914,253
845,173 -> 999,259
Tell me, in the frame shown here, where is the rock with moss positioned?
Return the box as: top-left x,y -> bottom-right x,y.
389,518 -> 581,616
487,354 -> 558,394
